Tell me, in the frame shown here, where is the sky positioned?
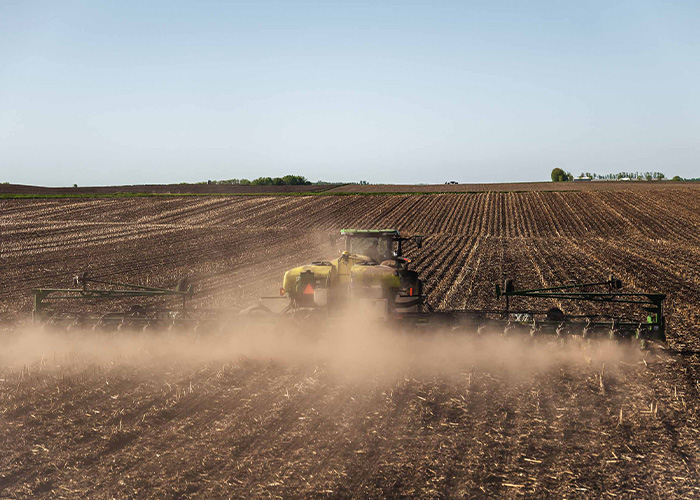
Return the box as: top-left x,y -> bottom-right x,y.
0,1 -> 698,186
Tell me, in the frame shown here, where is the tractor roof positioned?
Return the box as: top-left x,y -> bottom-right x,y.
340,229 -> 400,237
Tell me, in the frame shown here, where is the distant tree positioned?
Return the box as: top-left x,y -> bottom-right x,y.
551,168 -> 571,182
672,175 -> 682,181
199,175 -> 313,186
247,175 -> 311,186
251,177 -> 272,186
281,175 -> 311,185
73,184 -> 78,188
551,168 -> 564,182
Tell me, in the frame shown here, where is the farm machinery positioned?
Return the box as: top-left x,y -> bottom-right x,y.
32,273 -> 203,331
32,229 -> 667,344
255,229 -> 666,343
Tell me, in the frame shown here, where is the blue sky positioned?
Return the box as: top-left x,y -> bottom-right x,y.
1,1 -> 698,185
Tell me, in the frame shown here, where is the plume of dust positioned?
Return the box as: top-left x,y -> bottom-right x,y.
203,228 -> 341,311
0,318 -> 643,382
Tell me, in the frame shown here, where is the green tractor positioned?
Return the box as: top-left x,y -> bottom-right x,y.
262,229 -> 425,319
29,228 -> 667,344
257,229 -> 666,344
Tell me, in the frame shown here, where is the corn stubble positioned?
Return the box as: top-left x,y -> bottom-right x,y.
1,188 -> 700,498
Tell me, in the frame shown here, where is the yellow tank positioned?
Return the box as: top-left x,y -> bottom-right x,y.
283,262 -> 336,296
349,264 -> 400,289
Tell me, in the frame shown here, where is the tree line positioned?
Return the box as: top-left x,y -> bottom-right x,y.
198,175 -> 312,186
551,168 -> 676,182
578,171 -> 666,180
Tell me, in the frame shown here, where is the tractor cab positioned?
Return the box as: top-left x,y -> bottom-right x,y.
339,229 -> 400,263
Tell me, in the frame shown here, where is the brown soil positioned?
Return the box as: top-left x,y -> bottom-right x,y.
1,188 -> 700,498
325,181 -> 700,193
0,183 -> 339,195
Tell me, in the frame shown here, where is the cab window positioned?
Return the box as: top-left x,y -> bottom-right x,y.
348,236 -> 393,261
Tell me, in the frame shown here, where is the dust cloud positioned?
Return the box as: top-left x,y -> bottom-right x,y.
0,319 -> 644,382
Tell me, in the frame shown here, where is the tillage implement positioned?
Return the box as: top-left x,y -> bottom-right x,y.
258,229 -> 666,344
32,229 -> 666,344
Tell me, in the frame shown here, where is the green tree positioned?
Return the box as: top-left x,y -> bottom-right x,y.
281,175 -> 311,185
551,168 -> 572,182
551,168 -> 566,182
251,177 -> 273,185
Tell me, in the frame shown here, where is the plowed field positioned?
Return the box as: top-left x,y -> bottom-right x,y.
2,189 -> 700,498
325,181 -> 700,193
0,183 -> 340,196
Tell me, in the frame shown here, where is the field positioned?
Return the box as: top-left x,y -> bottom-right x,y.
324,181 -> 700,193
2,188 -> 700,498
3,181 -> 698,198
0,183 -> 340,196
